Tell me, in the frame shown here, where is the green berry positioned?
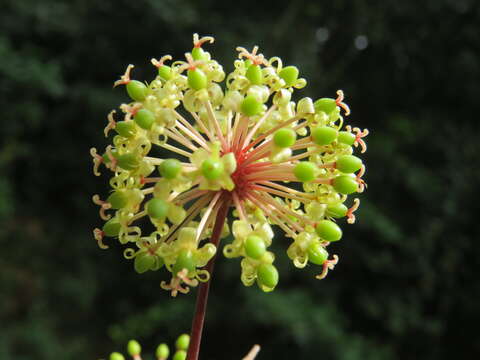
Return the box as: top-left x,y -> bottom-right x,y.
146,198 -> 169,219
337,131 -> 356,145
158,65 -> 172,81
102,150 -> 118,164
245,235 -> 266,259
273,128 -> 296,148
173,350 -> 187,360
326,203 -> 348,218
315,219 -> 342,242
160,159 -> 182,179
311,126 -> 337,145
107,191 -> 128,209
109,352 -> 125,360
134,109 -> 155,130
279,66 -> 299,87
241,95 -> 263,116
156,343 -> 170,359
246,64 -> 263,85
294,161 -> 318,182
126,80 -> 148,102
127,340 -> 141,356
192,47 -> 207,61
172,249 -> 195,275
115,121 -> 136,138
336,155 -> 362,173
176,334 -> 190,351
150,256 -> 165,271
188,68 -> 207,90
117,153 -> 140,171
333,175 -> 358,194
257,263 -> 279,289
244,59 -> 253,68
102,218 -> 121,237
201,158 -> 224,180
314,98 -> 337,115
134,252 -> 156,274
307,242 -> 328,265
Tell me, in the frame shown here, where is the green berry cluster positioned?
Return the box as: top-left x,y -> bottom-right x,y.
108,334 -> 189,360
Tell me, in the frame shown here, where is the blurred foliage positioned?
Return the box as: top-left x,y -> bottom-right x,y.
1,0 -> 479,359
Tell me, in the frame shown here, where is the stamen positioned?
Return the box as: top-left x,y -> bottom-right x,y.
160,268 -> 198,297
113,64 -> 134,87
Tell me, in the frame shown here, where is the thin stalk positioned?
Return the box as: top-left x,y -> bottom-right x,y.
186,193 -> 231,360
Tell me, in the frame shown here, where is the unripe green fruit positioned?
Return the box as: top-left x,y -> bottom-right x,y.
102,218 -> 121,237
173,249 -> 195,275
279,66 -> 299,87
315,219 -> 342,242
146,198 -> 169,219
338,131 -> 356,145
201,158 -> 224,180
156,343 -> 170,359
257,263 -> 279,289
176,334 -> 190,350
134,252 -> 156,274
244,59 -> 253,68
115,121 -> 136,138
126,80 -> 148,102
314,97 -> 337,114
102,150 -> 118,164
333,175 -> 358,194
117,153 -> 140,171
311,126 -> 337,145
241,95 -> 263,116
134,109 -> 155,130
192,47 -> 207,61
336,155 -> 362,173
246,64 -> 263,85
307,242 -> 329,265
326,203 -> 348,218
109,352 -> 125,360
273,128 -> 296,148
173,350 -> 187,360
127,340 -> 141,356
158,65 -> 172,81
107,191 -> 128,209
188,68 -> 207,90
160,159 -> 182,179
245,235 -> 266,259
294,161 -> 318,182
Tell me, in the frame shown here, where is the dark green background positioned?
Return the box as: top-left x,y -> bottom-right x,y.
1,0 -> 479,359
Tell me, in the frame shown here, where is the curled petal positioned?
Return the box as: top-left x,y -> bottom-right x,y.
160,269 -> 198,297
90,148 -> 103,176
92,194 -> 112,220
93,228 -> 109,249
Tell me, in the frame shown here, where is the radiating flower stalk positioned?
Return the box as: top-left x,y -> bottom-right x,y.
91,34 -> 368,360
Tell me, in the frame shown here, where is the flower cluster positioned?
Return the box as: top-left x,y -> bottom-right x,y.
91,34 -> 368,295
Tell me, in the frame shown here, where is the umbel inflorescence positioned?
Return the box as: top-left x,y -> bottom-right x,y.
91,34 -> 368,296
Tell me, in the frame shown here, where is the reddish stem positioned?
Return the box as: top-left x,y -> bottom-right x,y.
186,193 -> 231,360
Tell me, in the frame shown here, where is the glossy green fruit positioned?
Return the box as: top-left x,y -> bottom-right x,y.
160,159 -> 182,179
134,108 -> 155,130
257,263 -> 279,289
173,350 -> 187,360
273,128 -> 296,148
294,161 -> 318,182
117,153 -> 140,171
192,47 -> 207,61
307,242 -> 328,265
279,66 -> 299,87
241,95 -> 263,116
188,68 -> 207,90
315,219 -> 342,242
126,80 -> 147,102
333,175 -> 358,194
172,249 -> 195,275
201,158 -> 224,180
336,155 -> 362,173
107,191 -> 128,209
245,235 -> 266,259
102,218 -> 121,237
314,98 -> 337,114
134,252 -> 156,274
326,203 -> 348,218
246,64 -> 263,85
337,131 -> 356,145
109,352 -> 125,360
127,340 -> 141,356
158,65 -> 172,81
311,126 -> 337,145
146,198 -> 169,219
176,334 -> 190,350
156,344 -> 170,359
115,121 -> 136,138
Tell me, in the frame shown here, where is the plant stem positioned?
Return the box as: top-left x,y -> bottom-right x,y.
186,194 -> 231,360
